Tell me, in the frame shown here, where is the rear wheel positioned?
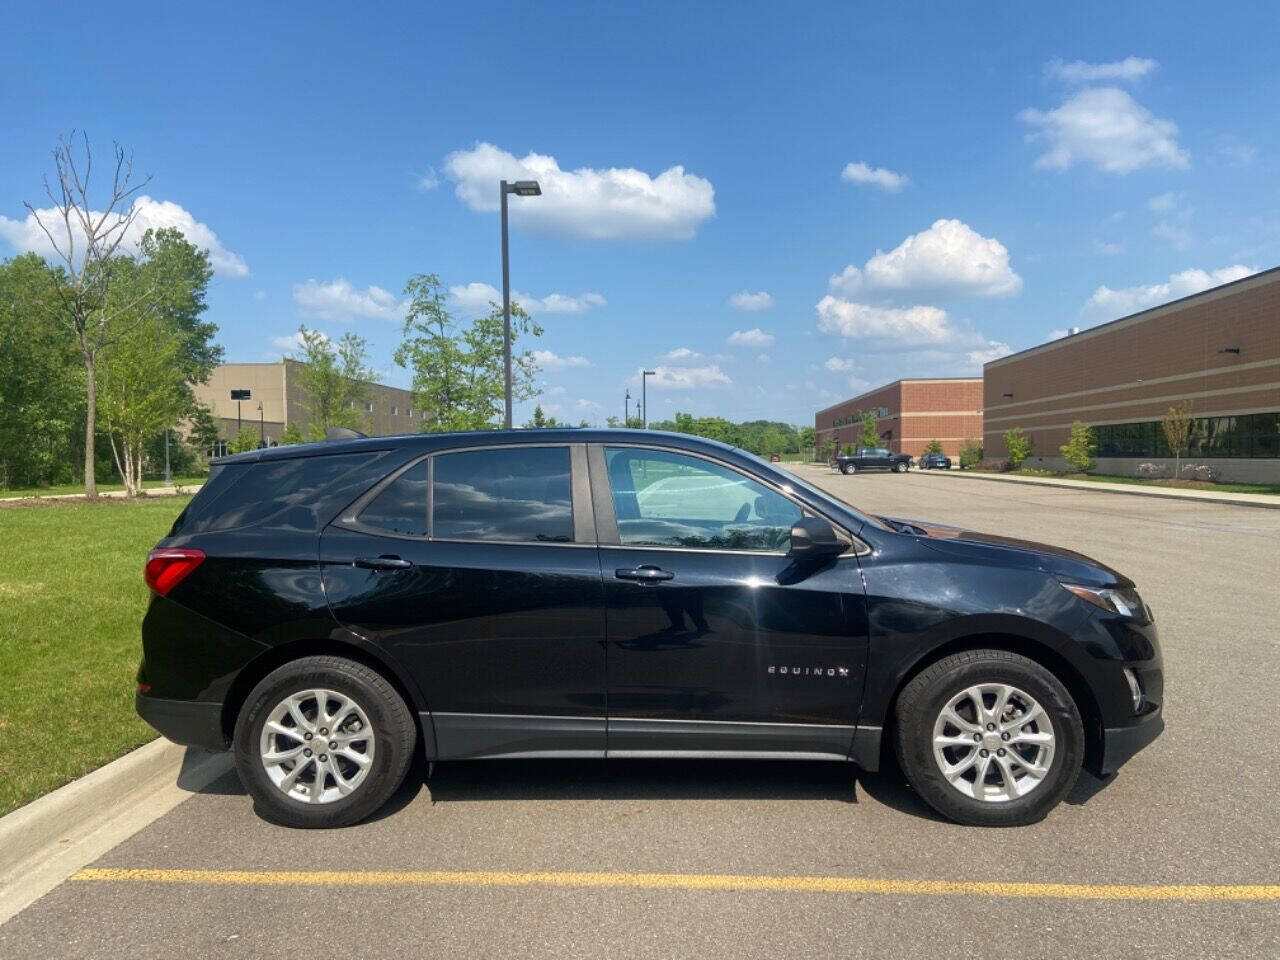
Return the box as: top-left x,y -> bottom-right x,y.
841,463 -> 856,475
233,655 -> 417,828
894,461 -> 908,473
894,649 -> 1083,826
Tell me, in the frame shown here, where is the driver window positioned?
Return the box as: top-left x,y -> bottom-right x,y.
604,447 -> 802,551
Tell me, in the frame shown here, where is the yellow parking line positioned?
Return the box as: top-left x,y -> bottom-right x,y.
70,868 -> 1280,902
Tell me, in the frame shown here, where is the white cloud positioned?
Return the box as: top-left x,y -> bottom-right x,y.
966,342 -> 1013,366
1216,138 -> 1256,167
1147,191 -> 1181,213
824,357 -> 856,371
659,347 -> 702,361
1020,87 -> 1189,174
1152,220 -> 1192,249
271,330 -> 324,354
254,290 -> 267,301
728,290 -> 774,311
1093,240 -> 1124,255
293,279 -> 403,322
649,364 -> 732,389
756,353 -> 770,363
840,162 -> 909,192
828,219 -> 1022,300
532,349 -> 591,369
1045,57 -> 1158,84
448,282 -> 605,315
727,328 -> 774,347
816,296 -> 953,346
0,195 -> 248,276
417,166 -> 440,190
443,142 -> 715,240
1083,265 -> 1257,318
1047,328 -> 1070,341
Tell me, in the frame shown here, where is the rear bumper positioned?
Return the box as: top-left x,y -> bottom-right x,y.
1098,705 -> 1163,776
136,692 -> 228,752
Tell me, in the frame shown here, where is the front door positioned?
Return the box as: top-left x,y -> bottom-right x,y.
593,444 -> 868,758
320,444 -> 607,759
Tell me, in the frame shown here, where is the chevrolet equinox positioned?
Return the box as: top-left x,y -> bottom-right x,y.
136,429 -> 1163,828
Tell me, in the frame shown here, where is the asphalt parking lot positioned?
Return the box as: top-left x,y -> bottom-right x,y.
3,469 -> 1277,959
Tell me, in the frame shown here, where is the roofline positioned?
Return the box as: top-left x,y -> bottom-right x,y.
814,377 -> 982,416
986,263 -> 1280,370
212,359 -> 414,396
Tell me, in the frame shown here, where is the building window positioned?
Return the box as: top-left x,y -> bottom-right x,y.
1095,412 -> 1280,459
406,407 -> 413,418
390,406 -> 398,416
364,402 -> 374,413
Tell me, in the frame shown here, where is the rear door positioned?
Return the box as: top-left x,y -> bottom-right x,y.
593,443 -> 869,758
320,443 -> 607,759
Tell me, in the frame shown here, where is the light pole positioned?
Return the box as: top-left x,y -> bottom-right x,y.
641,370 -> 655,429
258,402 -> 265,448
624,388 -> 631,426
500,179 -> 542,429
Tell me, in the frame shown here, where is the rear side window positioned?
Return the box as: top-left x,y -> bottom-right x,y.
432,447 -> 573,543
181,453 -> 376,533
358,460 -> 428,536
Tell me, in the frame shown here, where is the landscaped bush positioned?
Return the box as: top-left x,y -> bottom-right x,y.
1181,464 -> 1220,482
1136,462 -> 1169,479
958,438 -> 983,469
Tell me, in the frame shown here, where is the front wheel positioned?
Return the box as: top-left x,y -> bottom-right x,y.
841,463 -> 856,475
233,655 -> 417,828
894,461 -> 908,473
894,650 -> 1083,826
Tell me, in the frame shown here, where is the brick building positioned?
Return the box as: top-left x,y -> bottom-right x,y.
191,360 -> 423,454
983,266 -> 1280,483
814,378 -> 983,458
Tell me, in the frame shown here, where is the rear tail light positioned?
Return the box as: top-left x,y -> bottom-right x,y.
145,548 -> 206,596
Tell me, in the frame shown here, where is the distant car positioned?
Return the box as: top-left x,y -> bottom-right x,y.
769,454 -> 781,462
833,446 -> 913,475
918,452 -> 952,470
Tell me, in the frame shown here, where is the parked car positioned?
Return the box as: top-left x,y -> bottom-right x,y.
917,452 -> 953,470
833,446 -> 913,474
137,428 -> 1162,828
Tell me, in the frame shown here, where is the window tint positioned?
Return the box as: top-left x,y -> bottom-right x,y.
358,460 -> 428,536
432,447 -> 573,543
184,454 -> 376,533
604,447 -> 802,551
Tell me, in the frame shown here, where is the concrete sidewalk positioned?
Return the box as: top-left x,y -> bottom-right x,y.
914,468 -> 1280,509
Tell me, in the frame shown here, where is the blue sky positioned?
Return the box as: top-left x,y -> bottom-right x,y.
3,2 -> 1278,426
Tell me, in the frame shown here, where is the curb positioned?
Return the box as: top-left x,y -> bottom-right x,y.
0,737 -> 232,925
921,469 -> 1280,510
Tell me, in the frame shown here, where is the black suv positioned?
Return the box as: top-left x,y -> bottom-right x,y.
137,429 -> 1163,828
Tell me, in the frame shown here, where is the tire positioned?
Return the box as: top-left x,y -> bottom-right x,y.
893,649 -> 1083,827
894,461 -> 908,473
233,655 -> 417,828
841,463 -> 856,475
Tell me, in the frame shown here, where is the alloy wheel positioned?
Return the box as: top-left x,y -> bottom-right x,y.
259,688 -> 376,804
931,683 -> 1055,803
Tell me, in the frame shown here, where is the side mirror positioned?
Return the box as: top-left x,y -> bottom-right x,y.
789,516 -> 846,559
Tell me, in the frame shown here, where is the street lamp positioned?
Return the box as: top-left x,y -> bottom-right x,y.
624,388 -> 631,427
641,370 -> 655,428
257,402 -> 265,448
500,179 -> 542,429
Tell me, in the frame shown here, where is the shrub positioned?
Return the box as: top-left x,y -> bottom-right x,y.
1136,462 -> 1169,479
1059,421 -> 1096,473
1003,428 -> 1033,468
1181,464 -> 1220,482
958,438 -> 983,469
924,439 -> 944,455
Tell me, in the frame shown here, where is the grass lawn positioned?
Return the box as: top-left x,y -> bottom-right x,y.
0,495 -> 192,815
0,475 -> 206,500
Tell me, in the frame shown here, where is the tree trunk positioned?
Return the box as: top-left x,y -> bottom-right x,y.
83,352 -> 97,498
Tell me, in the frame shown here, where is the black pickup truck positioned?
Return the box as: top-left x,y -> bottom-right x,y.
832,446 -> 913,475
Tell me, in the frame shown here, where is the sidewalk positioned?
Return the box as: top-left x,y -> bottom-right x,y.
918,469 -> 1280,510
0,484 -> 202,504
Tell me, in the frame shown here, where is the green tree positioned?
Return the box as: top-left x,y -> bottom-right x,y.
0,254 -> 83,489
279,422 -> 304,446
798,426 -> 816,457
821,435 -> 836,462
859,411 -> 879,448
394,273 -> 542,431
1059,420 -> 1096,473
525,404 -> 548,428
1161,401 -> 1193,478
291,327 -> 374,440
958,437 -> 983,470
186,402 -> 221,458
924,439 -> 944,455
1003,427 -> 1033,468
228,427 -> 259,454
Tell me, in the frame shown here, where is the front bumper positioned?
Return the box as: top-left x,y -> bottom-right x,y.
136,692 -> 228,752
1098,704 -> 1163,775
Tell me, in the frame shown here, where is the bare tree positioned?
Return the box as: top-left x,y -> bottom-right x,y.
1161,400 -> 1193,480
27,132 -> 151,496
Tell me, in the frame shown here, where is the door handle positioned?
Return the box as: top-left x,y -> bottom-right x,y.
615,565 -> 674,583
354,555 -> 412,570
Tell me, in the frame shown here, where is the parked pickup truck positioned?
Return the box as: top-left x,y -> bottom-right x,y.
833,446 -> 913,474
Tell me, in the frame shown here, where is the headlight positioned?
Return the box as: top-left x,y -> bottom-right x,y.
1061,582 -> 1145,619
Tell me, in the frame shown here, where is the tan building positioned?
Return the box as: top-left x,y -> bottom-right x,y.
983,266 -> 1280,482
191,360 -> 424,454
815,379 -> 984,457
